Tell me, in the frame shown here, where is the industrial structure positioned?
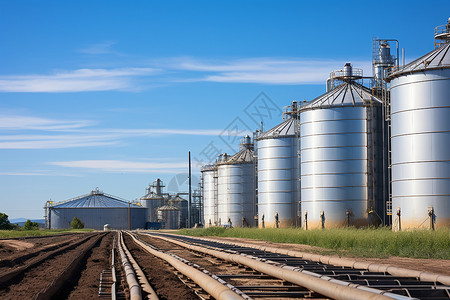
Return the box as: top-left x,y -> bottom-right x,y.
300,64 -> 384,229
387,18 -> 450,230
198,18 -> 450,230
45,189 -> 146,230
140,179 -> 165,224
256,101 -> 300,228
217,136 -> 256,227
200,164 -> 218,227
44,18 -> 450,231
157,205 -> 181,229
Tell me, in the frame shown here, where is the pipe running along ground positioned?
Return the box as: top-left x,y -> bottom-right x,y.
117,232 -> 142,300
145,233 -> 413,300
171,234 -> 450,286
126,232 -> 244,300
118,231 -> 159,300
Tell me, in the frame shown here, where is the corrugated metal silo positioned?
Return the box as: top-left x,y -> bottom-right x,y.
48,189 -> 146,230
387,19 -> 450,230
256,101 -> 300,228
140,179 -> 165,223
300,64 -> 384,229
201,164 -> 218,227
217,137 -> 256,227
169,195 -> 188,228
157,205 -> 180,229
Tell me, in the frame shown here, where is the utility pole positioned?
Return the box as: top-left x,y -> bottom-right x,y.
128,201 -> 131,230
188,151 -> 192,228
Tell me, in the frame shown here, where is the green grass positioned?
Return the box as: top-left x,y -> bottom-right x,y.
0,228 -> 95,239
177,227 -> 450,259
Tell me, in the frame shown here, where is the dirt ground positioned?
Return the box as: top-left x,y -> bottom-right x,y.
66,232 -> 114,299
199,236 -> 450,276
0,233 -> 102,299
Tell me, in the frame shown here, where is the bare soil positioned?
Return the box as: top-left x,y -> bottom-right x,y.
66,232 -> 114,299
0,233 -> 102,299
123,233 -> 199,300
201,236 -> 450,276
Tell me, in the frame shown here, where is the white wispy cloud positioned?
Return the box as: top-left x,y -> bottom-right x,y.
78,41 -> 117,55
0,135 -> 119,149
0,113 -> 239,149
0,56 -> 372,93
49,159 -> 188,173
0,115 -> 94,131
162,57 -> 373,85
0,171 -> 78,176
0,67 -> 159,93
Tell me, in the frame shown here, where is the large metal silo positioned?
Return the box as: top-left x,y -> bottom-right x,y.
157,205 -> 180,229
256,101 -> 300,228
169,195 -> 188,228
201,164 -> 218,227
140,179 -> 165,223
300,64 -> 384,229
217,137 -> 256,227
387,20 -> 450,230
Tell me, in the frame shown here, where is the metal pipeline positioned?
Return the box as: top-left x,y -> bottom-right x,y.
119,232 -> 159,300
126,232 -> 244,300
147,233 -> 411,300
177,234 -> 450,286
117,232 -> 142,300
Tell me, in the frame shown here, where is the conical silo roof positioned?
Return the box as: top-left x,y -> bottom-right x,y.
218,147 -> 254,165
257,117 -> 298,140
300,82 -> 382,110
201,164 -> 217,172
52,190 -> 140,208
388,42 -> 450,80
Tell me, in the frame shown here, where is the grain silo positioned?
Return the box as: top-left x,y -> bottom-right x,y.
387,19 -> 450,230
256,101 -> 300,228
217,137 -> 256,227
140,179 -> 165,224
47,189 -> 146,230
300,64 -> 384,229
201,164 -> 218,227
157,205 -> 181,229
169,195 -> 188,228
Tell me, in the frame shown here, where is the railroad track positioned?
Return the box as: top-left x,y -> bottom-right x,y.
130,231 -> 450,300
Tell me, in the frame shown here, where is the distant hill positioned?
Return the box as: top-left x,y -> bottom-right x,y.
10,218 -> 45,227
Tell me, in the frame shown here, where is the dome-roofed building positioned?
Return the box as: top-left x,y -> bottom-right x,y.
47,188 -> 146,230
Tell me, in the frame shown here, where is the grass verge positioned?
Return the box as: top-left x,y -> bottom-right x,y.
177,227 -> 450,259
0,228 -> 95,239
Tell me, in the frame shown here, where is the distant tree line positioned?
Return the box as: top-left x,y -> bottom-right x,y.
0,213 -> 39,230
1,213 -> 85,230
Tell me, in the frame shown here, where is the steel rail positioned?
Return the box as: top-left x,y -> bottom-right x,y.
145,232 -> 414,300
118,231 -> 159,300
126,232 -> 244,300
176,234 -> 450,286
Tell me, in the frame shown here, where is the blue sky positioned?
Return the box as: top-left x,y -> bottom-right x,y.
1,0 -> 449,219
